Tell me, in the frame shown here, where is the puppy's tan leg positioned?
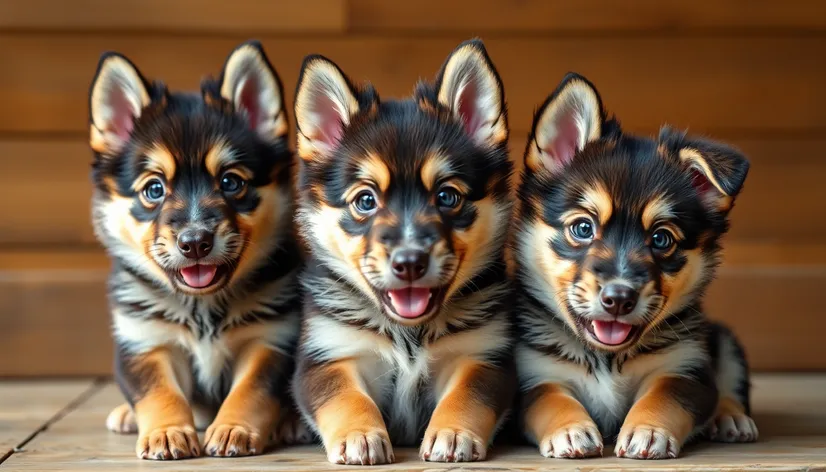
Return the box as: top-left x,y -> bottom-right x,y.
420,359 -> 514,462
106,403 -> 137,434
302,359 -> 393,465
710,396 -> 758,443
130,348 -> 199,460
204,343 -> 283,456
616,375 -> 715,459
524,383 -> 602,458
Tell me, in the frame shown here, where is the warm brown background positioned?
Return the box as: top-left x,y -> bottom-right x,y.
0,0 -> 824,376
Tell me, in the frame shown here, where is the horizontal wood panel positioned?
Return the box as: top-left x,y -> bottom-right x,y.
1,36 -> 824,135
0,0 -> 346,33
350,0 -> 826,33
2,136 -> 823,245
2,0 -> 823,34
0,248 -> 824,375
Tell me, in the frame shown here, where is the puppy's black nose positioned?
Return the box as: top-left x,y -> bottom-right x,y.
391,249 -> 429,282
177,229 -> 214,259
600,284 -> 638,316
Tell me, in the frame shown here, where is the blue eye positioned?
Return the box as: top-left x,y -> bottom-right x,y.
143,179 -> 165,203
353,190 -> 378,214
570,218 -> 595,241
220,173 -> 246,196
651,229 -> 675,250
437,188 -> 462,209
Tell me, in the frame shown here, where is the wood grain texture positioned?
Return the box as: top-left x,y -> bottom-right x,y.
0,250 -> 111,377
350,0 -> 826,33
0,381 -> 94,455
2,375 -> 826,470
0,0 -> 346,33
0,36 -> 824,135
3,136 -> 824,245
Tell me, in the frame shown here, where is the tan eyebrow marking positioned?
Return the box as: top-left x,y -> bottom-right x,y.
641,195 -> 675,230
580,183 -> 613,226
420,150 -> 453,191
355,152 -> 391,193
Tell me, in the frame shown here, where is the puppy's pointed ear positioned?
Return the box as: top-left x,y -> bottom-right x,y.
89,53 -> 152,155
294,55 -> 363,161
218,41 -> 287,142
659,127 -> 750,214
434,39 -> 507,148
525,73 -> 604,173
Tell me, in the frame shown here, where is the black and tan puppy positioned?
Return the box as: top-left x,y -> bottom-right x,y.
514,73 -> 757,459
291,40 -> 515,465
89,41 -> 307,459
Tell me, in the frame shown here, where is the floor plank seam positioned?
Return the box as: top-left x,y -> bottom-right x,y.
0,378 -> 106,466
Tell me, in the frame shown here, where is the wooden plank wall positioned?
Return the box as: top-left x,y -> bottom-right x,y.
0,0 -> 824,375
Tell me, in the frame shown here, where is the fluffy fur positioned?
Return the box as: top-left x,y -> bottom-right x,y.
89,41 -> 309,460
513,73 -> 757,460
291,39 -> 516,465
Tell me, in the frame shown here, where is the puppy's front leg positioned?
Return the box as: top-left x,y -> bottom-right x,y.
299,359 -> 393,465
420,359 -> 515,462
616,375 -> 716,459
118,347 -> 199,460
204,343 -> 284,456
523,383 -> 602,458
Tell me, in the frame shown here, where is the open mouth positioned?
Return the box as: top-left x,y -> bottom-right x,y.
381,287 -> 445,320
582,319 -> 640,347
175,264 -> 228,292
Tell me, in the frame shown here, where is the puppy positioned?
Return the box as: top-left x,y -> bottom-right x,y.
291,40 -> 516,465
513,73 -> 757,459
89,41 -> 306,459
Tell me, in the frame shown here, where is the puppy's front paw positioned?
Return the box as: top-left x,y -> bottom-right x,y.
326,429 -> 393,465
420,428 -> 486,462
136,424 -> 200,460
106,403 -> 137,434
710,414 -> 758,443
615,425 -> 680,459
204,423 -> 266,457
539,421 -> 603,459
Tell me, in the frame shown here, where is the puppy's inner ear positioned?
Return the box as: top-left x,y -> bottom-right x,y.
436,41 -> 505,148
294,58 -> 360,160
220,42 -> 287,141
679,147 -> 749,213
528,77 -> 602,174
89,55 -> 151,155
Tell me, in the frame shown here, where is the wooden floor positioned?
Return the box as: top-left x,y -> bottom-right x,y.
1,375 -> 825,471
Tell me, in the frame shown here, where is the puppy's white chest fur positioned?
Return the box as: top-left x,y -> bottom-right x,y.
305,315 -> 508,445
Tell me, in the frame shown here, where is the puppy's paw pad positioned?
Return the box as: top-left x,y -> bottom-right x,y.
327,430 -> 393,465
106,403 -> 137,434
615,426 -> 679,460
204,423 -> 264,457
420,428 -> 486,462
137,425 -> 200,460
539,422 -> 603,459
710,414 -> 758,443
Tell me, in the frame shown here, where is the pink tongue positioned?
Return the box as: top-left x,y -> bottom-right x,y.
180,264 -> 218,288
387,288 -> 432,318
591,320 -> 633,345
